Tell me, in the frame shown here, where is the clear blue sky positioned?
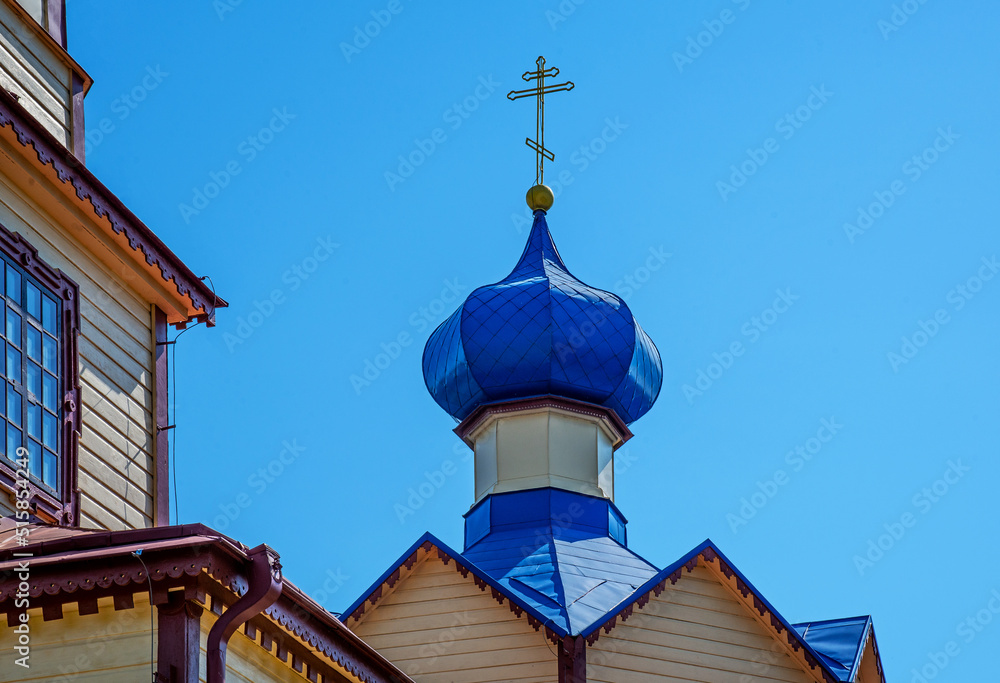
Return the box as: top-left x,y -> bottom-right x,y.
71,2 -> 999,679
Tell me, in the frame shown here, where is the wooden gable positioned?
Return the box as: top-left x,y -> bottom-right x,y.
587,558 -> 822,683
350,550 -> 557,683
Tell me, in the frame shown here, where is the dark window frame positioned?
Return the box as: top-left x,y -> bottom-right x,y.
0,224 -> 79,526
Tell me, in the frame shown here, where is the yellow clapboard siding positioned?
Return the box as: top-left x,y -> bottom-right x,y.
81,365 -> 153,433
80,490 -> 138,530
79,293 -> 153,372
356,603 -> 534,644
588,568 -> 815,683
589,630 -> 808,682
81,384 -> 153,456
80,332 -> 152,397
77,415 -> 153,481
400,566 -> 478,590
375,579 -> 498,605
361,622 -> 543,650
77,459 -> 152,520
0,0 -> 69,98
0,596 -> 154,682
0,16 -> 70,145
360,590 -> 518,622
605,619 -> 778,660
353,557 -> 556,682
80,369 -> 153,442
633,598 -> 762,637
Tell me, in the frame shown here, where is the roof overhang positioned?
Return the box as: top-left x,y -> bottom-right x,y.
0,87 -> 226,327
0,521 -> 408,683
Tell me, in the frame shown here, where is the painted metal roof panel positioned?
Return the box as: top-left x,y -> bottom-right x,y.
793,616 -> 872,682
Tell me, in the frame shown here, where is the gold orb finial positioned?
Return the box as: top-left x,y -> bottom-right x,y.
526,184 -> 554,212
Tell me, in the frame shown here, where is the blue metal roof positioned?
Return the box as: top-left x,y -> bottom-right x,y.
793,616 -> 873,682
462,489 -> 658,635
422,210 -> 662,424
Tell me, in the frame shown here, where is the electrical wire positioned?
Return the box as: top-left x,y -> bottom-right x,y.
131,549 -> 156,682
168,275 -> 217,525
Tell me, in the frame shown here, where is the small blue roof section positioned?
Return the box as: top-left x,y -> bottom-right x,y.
793,616 -> 873,682
462,489 -> 658,634
422,210 -> 662,424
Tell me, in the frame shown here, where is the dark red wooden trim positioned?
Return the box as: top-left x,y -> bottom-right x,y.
558,636 -> 586,683
45,0 -> 67,49
0,526 -> 414,683
70,71 -> 84,162
157,592 -> 203,683
154,306 -> 169,526
0,88 -> 227,326
0,223 -> 80,526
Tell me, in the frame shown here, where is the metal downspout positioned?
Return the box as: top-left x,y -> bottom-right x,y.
206,544 -> 282,682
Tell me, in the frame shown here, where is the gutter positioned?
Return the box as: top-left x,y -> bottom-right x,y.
207,544 -> 283,683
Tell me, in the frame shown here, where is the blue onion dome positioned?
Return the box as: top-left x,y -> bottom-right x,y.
422,210 -> 662,424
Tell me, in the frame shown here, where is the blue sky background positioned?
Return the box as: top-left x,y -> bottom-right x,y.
70,1 -> 999,679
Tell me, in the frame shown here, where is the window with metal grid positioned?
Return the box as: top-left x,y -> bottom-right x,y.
1,257 -> 61,492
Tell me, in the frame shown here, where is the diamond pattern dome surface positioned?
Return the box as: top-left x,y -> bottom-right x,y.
422,211 -> 662,424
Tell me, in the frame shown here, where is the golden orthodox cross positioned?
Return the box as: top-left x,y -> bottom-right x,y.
508,56 -> 574,185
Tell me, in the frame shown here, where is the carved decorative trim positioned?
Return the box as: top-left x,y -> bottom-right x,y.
0,87 -> 225,327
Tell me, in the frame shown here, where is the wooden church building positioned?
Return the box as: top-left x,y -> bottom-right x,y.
341,191 -> 888,683
0,3 -> 886,682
